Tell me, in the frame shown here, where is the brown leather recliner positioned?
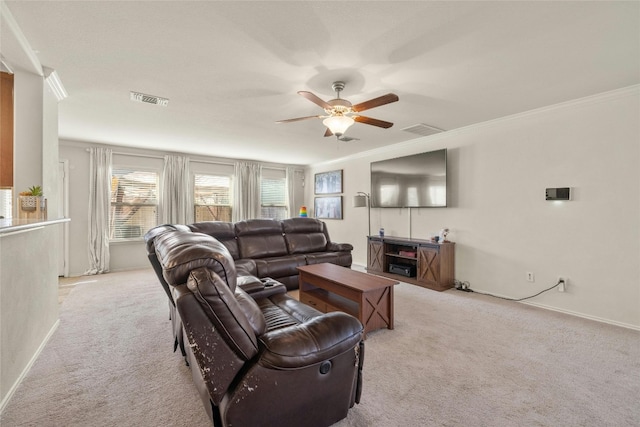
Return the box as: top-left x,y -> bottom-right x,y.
153,229 -> 365,427
145,224 -> 279,356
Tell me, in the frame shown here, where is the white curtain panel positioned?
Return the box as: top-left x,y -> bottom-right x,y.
286,166 -> 298,218
232,161 -> 261,221
161,155 -> 192,224
86,147 -> 112,275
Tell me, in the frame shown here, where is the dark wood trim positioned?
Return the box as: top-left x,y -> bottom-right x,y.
1,72 -> 14,188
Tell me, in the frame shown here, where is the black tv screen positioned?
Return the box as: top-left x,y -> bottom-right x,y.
370,149 -> 447,208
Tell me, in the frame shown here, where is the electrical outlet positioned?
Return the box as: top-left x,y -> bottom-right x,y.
558,276 -> 567,292
526,272 -> 535,282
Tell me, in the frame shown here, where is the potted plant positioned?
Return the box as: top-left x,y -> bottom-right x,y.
19,185 -> 46,212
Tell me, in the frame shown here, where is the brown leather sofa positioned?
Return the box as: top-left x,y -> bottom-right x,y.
185,217 -> 353,290
152,228 -> 365,427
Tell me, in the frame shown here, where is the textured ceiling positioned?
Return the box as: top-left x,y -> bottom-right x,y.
4,1 -> 639,165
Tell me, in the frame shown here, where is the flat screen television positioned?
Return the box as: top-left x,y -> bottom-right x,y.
370,149 -> 447,208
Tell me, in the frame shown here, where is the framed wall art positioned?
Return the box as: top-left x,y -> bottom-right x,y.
314,196 -> 343,220
314,169 -> 343,194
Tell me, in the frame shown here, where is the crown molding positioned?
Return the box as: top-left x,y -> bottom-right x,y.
43,67 -> 68,101
0,1 -> 42,75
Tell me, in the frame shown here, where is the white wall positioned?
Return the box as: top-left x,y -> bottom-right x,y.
12,69 -> 43,199
307,87 -> 639,329
1,224 -> 60,406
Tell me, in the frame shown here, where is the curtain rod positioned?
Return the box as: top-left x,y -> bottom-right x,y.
189,158 -> 234,167
84,148 -> 293,169
85,148 -> 163,160
85,148 -> 231,165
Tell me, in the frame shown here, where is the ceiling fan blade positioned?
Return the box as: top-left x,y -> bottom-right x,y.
352,93 -> 399,112
276,115 -> 322,123
298,91 -> 332,110
354,115 -> 394,128
324,128 -> 334,137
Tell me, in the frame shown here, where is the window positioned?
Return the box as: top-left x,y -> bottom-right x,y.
194,174 -> 232,222
110,168 -> 158,240
261,175 -> 287,220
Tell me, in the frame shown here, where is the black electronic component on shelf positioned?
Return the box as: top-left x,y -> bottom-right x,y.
388,263 -> 416,277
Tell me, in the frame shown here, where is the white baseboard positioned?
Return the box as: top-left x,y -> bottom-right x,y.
351,263 -> 367,272
0,319 -> 60,414
452,286 -> 640,331
522,301 -> 640,331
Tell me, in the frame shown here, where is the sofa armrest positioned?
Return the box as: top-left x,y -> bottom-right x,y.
237,275 -> 266,293
237,275 -> 287,300
258,312 -> 363,369
328,242 -> 353,251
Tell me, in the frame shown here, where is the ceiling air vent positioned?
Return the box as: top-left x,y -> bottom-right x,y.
401,123 -> 444,137
130,91 -> 169,107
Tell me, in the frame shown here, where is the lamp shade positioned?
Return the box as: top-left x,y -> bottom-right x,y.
353,194 -> 367,208
323,115 -> 354,136
299,206 -> 308,217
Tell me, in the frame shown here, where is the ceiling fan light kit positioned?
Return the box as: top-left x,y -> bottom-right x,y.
277,81 -> 399,139
323,115 -> 354,137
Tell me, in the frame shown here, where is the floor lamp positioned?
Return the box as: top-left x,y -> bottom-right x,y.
353,192 -> 371,236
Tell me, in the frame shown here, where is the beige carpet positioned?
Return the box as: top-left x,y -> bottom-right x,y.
1,269 -> 638,427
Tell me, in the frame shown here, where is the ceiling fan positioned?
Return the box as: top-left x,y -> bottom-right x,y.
276,81 -> 399,138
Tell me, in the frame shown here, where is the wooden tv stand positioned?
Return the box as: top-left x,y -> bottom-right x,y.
367,236 -> 455,291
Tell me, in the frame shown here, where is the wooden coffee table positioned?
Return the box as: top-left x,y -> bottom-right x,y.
297,263 -> 398,338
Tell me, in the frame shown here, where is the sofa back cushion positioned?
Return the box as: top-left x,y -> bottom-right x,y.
188,221 -> 240,259
154,230 -> 238,292
235,219 -> 288,259
187,267 -> 263,360
282,217 -> 328,254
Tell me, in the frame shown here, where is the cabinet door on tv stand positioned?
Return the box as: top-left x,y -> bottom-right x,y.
367,240 -> 384,272
417,246 -> 440,287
